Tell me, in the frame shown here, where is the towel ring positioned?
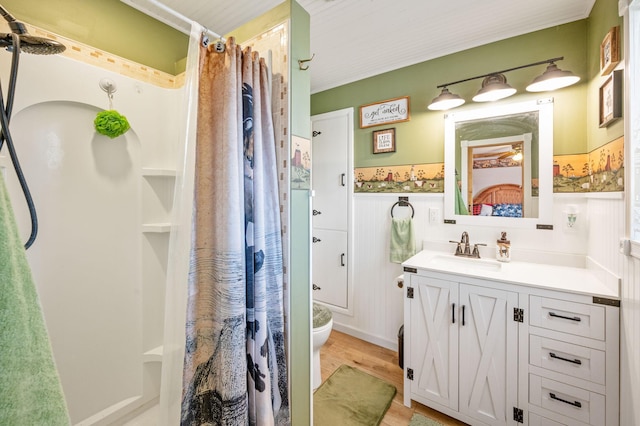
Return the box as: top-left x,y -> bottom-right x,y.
390,201 -> 414,218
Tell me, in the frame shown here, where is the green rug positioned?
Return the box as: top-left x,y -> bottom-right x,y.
409,413 -> 444,426
314,364 -> 396,426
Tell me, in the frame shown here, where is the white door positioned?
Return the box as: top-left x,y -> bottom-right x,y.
312,229 -> 348,308
311,108 -> 353,310
311,113 -> 349,231
458,284 -> 518,425
409,274 -> 459,410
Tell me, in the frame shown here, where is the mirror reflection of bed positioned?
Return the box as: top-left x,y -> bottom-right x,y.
462,133 -> 533,218
471,183 -> 524,217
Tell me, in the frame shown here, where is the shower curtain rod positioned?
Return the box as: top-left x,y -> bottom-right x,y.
127,0 -> 224,41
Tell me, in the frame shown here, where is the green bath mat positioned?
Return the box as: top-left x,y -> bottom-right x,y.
314,364 -> 396,426
409,413 -> 444,426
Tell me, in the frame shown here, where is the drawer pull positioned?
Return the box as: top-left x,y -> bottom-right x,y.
549,312 -> 581,322
549,392 -> 582,408
549,352 -> 582,365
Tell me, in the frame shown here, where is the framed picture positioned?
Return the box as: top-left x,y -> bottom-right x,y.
372,128 -> 396,154
360,96 -> 410,128
599,69 -> 622,128
600,26 -> 620,76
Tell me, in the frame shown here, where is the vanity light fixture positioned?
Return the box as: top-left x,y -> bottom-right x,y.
427,56 -> 580,111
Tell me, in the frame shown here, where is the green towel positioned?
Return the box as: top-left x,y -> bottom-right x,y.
0,174 -> 70,425
390,217 -> 416,263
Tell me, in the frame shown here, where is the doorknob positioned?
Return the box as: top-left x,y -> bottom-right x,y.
313,209 -> 322,216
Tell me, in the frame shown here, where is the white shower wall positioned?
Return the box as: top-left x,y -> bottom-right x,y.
0,52 -> 181,424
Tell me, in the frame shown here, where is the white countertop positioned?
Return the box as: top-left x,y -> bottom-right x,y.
402,250 -> 620,300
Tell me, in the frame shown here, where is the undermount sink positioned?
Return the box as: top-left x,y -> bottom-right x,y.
425,254 -> 503,272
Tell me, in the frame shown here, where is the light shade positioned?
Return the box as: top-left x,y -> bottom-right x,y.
526,63 -> 581,92
472,74 -> 517,102
427,87 -> 466,110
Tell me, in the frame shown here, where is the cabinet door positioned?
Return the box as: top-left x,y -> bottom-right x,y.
312,229 -> 348,308
459,284 -> 518,426
409,275 -> 459,410
311,114 -> 348,231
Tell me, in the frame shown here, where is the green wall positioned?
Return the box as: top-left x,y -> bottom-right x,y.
311,3 -> 625,169
1,0 -> 188,74
587,0 -> 624,151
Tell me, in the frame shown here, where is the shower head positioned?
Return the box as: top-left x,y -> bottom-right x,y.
0,33 -> 66,55
0,4 -> 65,55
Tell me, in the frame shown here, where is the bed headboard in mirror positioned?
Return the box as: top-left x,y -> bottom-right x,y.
443,98 -> 554,229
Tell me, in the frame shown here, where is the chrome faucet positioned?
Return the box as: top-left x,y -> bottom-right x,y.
449,231 -> 485,258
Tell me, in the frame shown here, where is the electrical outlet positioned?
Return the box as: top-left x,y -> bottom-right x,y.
619,238 -> 631,256
429,207 -> 439,223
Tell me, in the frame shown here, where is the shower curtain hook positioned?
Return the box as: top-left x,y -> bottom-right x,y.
201,28 -> 210,48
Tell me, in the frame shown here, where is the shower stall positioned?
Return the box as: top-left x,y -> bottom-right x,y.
0,9 -> 301,423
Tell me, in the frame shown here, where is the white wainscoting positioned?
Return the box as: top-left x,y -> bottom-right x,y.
330,192 -> 609,352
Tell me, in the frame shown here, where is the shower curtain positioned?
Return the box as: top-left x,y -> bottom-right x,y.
169,31 -> 288,425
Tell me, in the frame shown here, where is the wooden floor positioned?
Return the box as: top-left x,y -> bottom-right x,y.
319,330 -> 468,426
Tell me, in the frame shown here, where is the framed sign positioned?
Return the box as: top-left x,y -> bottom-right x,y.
372,128 -> 396,154
600,26 -> 620,76
360,96 -> 410,128
599,69 -> 622,127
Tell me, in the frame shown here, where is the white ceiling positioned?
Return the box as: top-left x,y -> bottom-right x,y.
122,0 -> 595,94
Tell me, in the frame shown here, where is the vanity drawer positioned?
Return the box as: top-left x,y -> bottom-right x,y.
529,374 -> 605,425
530,335 -> 605,385
529,296 -> 605,340
528,412 -> 569,426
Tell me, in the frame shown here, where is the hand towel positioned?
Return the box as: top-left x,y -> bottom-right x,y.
0,174 -> 70,425
390,217 -> 416,263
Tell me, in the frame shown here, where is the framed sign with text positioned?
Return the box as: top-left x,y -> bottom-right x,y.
359,96 -> 410,128
372,128 -> 396,154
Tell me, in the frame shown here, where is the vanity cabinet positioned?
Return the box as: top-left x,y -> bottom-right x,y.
403,266 -> 619,426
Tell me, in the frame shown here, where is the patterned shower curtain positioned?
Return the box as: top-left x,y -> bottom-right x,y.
181,37 -> 289,426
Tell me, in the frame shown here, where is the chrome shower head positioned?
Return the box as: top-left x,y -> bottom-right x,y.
0,4 -> 65,55
0,33 -> 66,55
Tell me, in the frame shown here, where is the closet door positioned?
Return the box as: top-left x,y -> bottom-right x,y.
311,108 -> 353,310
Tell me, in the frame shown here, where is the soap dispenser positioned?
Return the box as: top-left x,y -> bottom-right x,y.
496,231 -> 511,262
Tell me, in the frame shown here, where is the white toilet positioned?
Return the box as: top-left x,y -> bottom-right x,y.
312,302 -> 333,390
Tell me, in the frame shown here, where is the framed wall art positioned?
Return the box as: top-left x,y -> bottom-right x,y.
599,69 -> 622,127
372,128 -> 396,154
600,26 -> 620,76
360,96 -> 410,128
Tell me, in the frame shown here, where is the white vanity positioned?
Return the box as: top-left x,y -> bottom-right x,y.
402,250 -> 619,426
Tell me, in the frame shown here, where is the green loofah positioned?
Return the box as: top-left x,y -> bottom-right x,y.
94,110 -> 130,138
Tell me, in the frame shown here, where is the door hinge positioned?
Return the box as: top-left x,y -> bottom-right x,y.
513,407 -> 523,423
514,308 -> 524,323
407,287 -> 414,298
407,368 -> 414,380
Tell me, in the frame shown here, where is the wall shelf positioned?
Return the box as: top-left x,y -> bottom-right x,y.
143,345 -> 163,363
142,223 -> 171,233
142,168 -> 176,177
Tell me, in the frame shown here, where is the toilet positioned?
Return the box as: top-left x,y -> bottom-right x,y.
312,302 -> 333,389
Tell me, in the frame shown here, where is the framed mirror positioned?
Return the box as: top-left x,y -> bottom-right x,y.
444,99 -> 554,229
